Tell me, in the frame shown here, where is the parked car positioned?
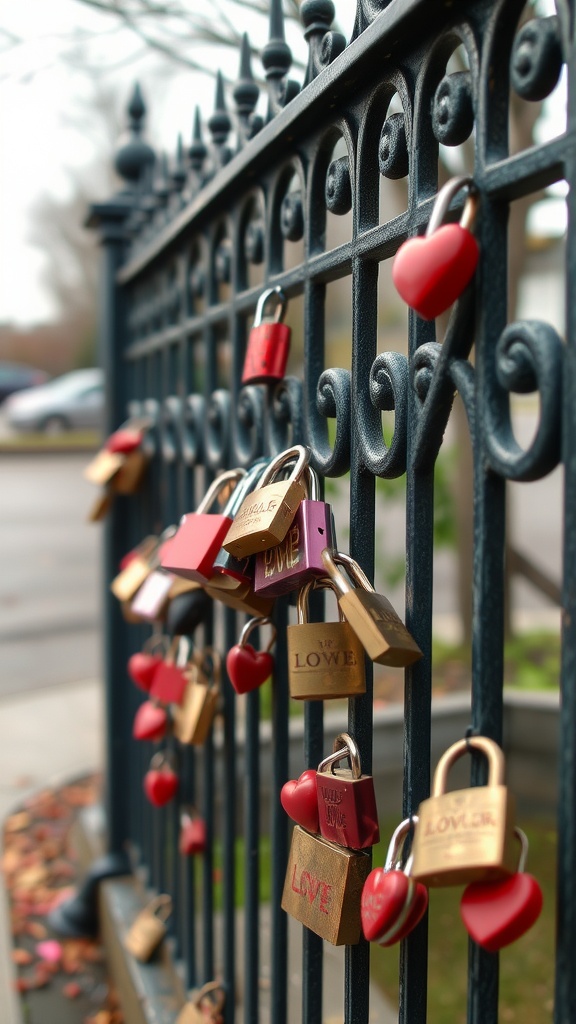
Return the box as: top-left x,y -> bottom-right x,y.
0,361 -> 49,403
4,368 -> 105,433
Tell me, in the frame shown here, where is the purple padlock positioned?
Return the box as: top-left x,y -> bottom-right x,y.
253,468 -> 336,597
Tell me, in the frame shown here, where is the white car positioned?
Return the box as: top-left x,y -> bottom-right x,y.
4,368 -> 105,433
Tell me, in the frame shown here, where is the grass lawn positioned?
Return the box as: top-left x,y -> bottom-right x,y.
0,430 -> 101,450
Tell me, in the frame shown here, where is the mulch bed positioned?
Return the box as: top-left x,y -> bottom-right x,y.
1,773 -> 124,1024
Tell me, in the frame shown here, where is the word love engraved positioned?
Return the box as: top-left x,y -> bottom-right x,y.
290,863 -> 333,915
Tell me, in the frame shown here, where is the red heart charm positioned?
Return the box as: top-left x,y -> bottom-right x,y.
149,662 -> 188,705
143,767 -> 178,807
460,872 -> 543,951
127,652 -> 163,693
106,427 -> 143,454
132,701 -> 167,742
360,868 -> 412,943
226,644 -> 274,695
379,881 -> 428,946
280,770 -> 319,833
392,223 -> 479,320
179,817 -> 207,856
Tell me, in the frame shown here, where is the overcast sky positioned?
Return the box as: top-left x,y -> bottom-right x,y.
0,0 -> 565,329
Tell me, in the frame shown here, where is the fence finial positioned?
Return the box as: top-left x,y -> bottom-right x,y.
189,107 -> 207,177
234,33 -> 261,143
114,82 -> 155,188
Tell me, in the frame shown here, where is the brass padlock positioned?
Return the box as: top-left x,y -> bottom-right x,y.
84,448 -> 124,486
173,649 -> 221,746
203,572 -> 274,618
176,981 -> 225,1024
111,448 -> 148,494
124,894 -> 172,962
287,578 -> 366,700
411,736 -> 517,887
223,445 -> 310,558
281,825 -> 371,945
321,549 -> 423,667
110,536 -> 159,602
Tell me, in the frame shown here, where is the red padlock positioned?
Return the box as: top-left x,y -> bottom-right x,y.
226,616 -> 276,695
179,807 -> 207,856
127,635 -> 169,692
315,733 -> 379,850
392,175 -> 479,321
241,287 -> 291,385
160,469 -> 246,584
460,826 -> 543,951
361,817 -> 428,945
132,700 -> 168,742
143,751 -> 179,807
149,638 -> 191,706
253,467 -> 336,597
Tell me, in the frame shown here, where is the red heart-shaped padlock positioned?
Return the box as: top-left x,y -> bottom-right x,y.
132,701 -> 167,742
149,662 -> 188,705
226,643 -> 274,695
379,880 -> 428,946
143,766 -> 178,807
280,770 -> 320,833
127,652 -> 163,693
360,868 -> 412,943
460,872 -> 543,952
106,427 -> 143,454
179,817 -> 207,856
392,224 -> 479,321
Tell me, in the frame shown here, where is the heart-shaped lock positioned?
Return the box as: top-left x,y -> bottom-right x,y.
132,701 -> 168,742
460,827 -> 543,951
143,752 -> 179,807
179,809 -> 207,856
392,175 -> 479,321
128,651 -> 164,692
149,638 -> 190,705
226,616 -> 276,695
280,769 -> 319,833
361,817 -> 428,945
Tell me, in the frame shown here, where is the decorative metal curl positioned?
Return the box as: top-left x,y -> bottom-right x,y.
138,398 -> 160,459
510,16 -> 564,102
356,352 -> 408,478
204,388 -> 231,469
160,395 -> 180,464
180,394 -> 205,467
307,367 -> 351,476
301,0 -> 346,85
325,156 -> 352,215
281,191 -> 304,241
215,239 -> 232,284
245,220 -> 264,264
267,376 -> 305,455
232,386 -> 266,467
432,72 -> 474,147
484,320 -> 563,481
379,113 -> 409,180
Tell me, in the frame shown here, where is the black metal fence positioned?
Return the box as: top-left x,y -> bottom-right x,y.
89,0 -> 574,1020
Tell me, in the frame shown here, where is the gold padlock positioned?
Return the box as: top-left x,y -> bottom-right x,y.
124,894 -> 172,962
287,578 -> 366,700
176,981 -> 225,1024
223,445 -> 310,558
173,649 -> 221,746
282,825 -> 370,945
110,536 -> 159,602
84,448 -> 125,486
321,549 -> 423,667
411,736 -> 517,887
203,573 -> 274,618
111,448 -> 148,494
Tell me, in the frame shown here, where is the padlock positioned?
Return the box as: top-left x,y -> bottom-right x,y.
223,445 -> 310,558
173,649 -> 221,746
132,699 -> 168,742
211,459 -> 271,586
179,807 -> 207,856
110,536 -> 159,602
411,735 -> 518,887
160,468 -> 246,583
165,587 -> 212,637
143,751 -> 179,806
84,448 -> 124,486
176,981 -> 226,1024
321,549 -> 423,667
149,637 -> 190,705
87,490 -> 113,522
281,825 -> 371,945
253,467 -> 336,597
241,286 -> 291,385
460,826 -> 543,951
392,175 -> 479,320
130,569 -> 175,622
110,448 -> 148,494
124,894 -> 172,961
127,635 -> 169,692
226,616 -> 276,694
315,733 -> 379,850
281,770 -> 320,833
203,572 -> 274,618
361,817 -> 428,946
287,577 -> 366,700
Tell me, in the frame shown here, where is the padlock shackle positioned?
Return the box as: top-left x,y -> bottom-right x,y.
304,465 -> 321,501
257,444 -> 310,489
426,175 -> 478,238
149,749 -> 176,772
317,732 -> 362,778
239,615 -> 276,652
195,468 -> 246,515
147,893 -> 173,922
195,646 -> 222,689
180,804 -> 201,825
253,286 -> 287,326
514,825 -> 529,874
143,634 -> 169,658
193,979 -> 226,1014
384,816 -> 419,871
431,735 -> 505,798
222,458 -> 270,517
296,576 -> 347,624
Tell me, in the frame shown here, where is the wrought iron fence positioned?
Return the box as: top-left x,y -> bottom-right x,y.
88,0 -> 574,1020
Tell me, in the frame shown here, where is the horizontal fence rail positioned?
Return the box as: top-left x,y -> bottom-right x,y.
89,0 -> 574,1020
